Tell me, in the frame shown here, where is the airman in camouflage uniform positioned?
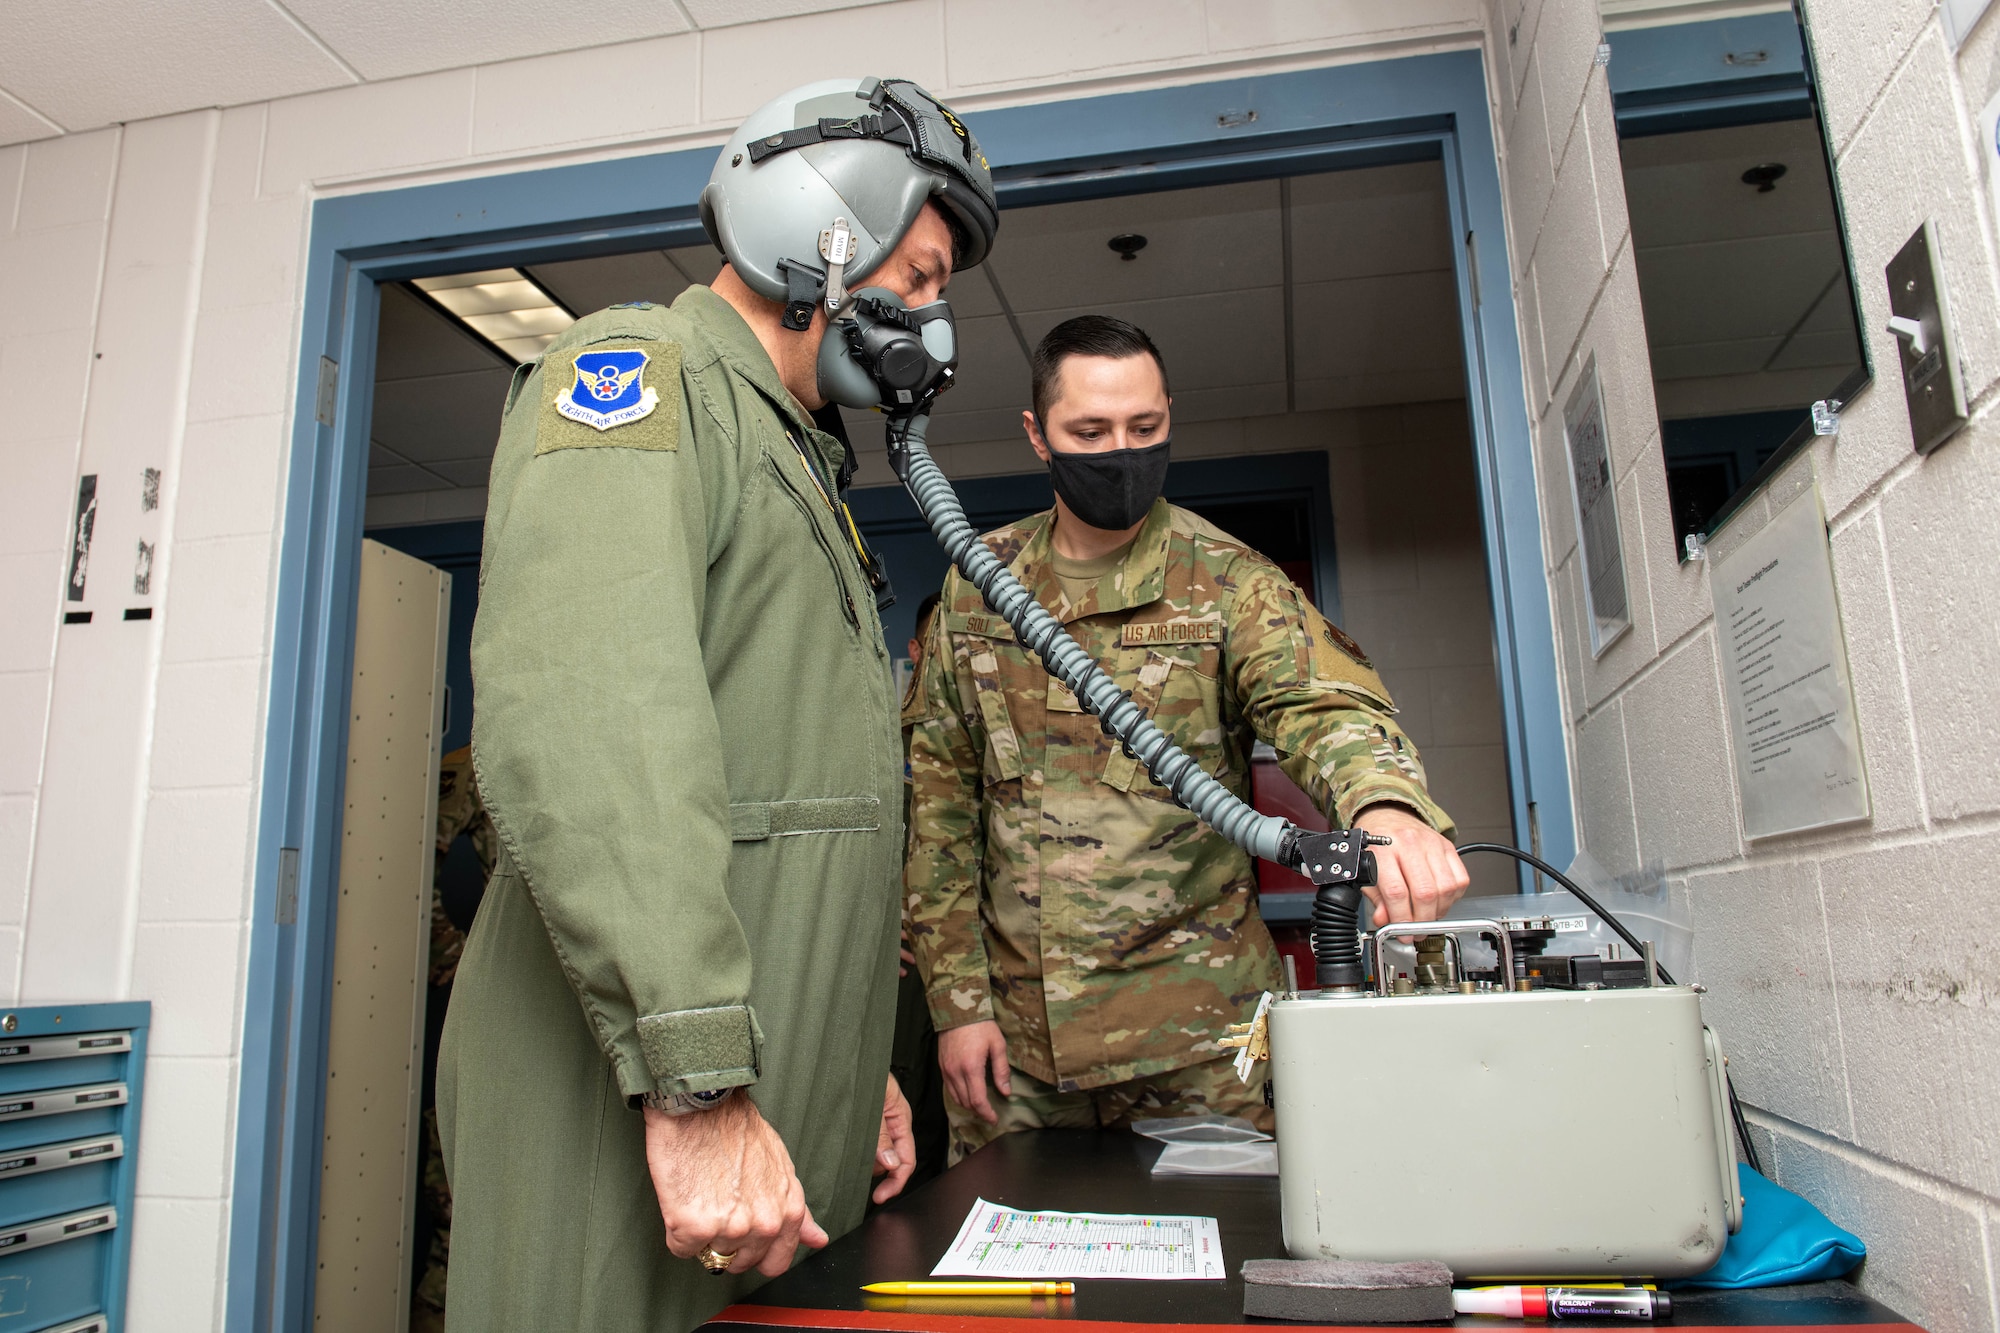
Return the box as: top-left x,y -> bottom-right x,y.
904,498 -> 1456,1158
415,744 -> 497,1332
430,744 -> 497,989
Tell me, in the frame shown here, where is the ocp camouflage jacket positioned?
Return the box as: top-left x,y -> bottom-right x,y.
903,499 -> 1453,1091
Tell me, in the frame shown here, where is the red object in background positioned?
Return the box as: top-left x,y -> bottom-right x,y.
1252,748 -> 1327,984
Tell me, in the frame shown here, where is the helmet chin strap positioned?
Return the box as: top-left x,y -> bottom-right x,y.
775,258 -> 827,331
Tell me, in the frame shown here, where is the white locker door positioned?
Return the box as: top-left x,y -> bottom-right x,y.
314,539 -> 450,1331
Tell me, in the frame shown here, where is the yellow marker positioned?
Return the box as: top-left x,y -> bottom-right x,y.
863,1281 -> 1076,1296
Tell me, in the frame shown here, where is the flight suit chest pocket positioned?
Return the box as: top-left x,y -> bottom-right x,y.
949,615 -> 1028,785
1103,647 -> 1223,795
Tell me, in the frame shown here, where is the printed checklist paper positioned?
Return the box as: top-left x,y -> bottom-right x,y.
932,1198 -> 1224,1280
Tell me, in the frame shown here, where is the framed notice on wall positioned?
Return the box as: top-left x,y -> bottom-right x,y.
1711,485 -> 1870,838
1562,357 -> 1630,656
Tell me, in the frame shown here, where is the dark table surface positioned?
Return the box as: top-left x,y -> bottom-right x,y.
701,1130 -> 1919,1333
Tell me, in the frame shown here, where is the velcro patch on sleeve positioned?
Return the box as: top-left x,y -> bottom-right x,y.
535,339 -> 682,454
1302,604 -> 1396,711
635,1003 -> 762,1093
1121,617 -> 1223,647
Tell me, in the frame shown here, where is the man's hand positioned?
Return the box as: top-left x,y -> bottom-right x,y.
1355,804 -> 1471,924
937,1020 -> 1011,1124
644,1094 -> 829,1278
873,1074 -> 916,1203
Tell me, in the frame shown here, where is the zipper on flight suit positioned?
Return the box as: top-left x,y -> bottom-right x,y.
767,440 -> 860,628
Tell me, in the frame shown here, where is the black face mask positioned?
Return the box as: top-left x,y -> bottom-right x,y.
1040,428 -> 1172,532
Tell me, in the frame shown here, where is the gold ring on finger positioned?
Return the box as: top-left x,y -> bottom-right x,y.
698,1245 -> 735,1275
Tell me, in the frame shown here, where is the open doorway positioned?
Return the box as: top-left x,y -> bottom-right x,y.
361,157 -> 1521,1315
363,176 -> 1520,1294
368,157 -> 1519,888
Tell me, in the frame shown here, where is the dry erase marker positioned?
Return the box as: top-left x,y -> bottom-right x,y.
863,1281 -> 1075,1296
1453,1286 -> 1671,1320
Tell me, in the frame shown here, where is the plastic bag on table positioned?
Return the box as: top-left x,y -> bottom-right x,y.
1131,1115 -> 1278,1176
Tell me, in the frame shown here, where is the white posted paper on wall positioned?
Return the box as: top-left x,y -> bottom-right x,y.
932,1198 -> 1225,1280
1711,485 -> 1869,839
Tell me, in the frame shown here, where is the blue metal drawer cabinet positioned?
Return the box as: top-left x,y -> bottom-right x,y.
0,1004 -> 148,1333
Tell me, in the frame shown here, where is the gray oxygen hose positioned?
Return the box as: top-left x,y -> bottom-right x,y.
893,414 -> 1295,866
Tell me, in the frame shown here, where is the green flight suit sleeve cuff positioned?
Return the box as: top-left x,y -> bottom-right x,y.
635,1004 -> 764,1096
926,983 -> 996,1032
1337,776 -> 1456,838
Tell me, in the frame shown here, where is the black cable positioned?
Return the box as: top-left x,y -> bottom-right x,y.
1453,842 -> 1765,1180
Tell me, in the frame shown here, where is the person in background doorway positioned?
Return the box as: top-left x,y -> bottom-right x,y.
889,592 -> 949,1189
904,316 -> 1470,1162
411,746 -> 496,1333
440,76 -> 997,1333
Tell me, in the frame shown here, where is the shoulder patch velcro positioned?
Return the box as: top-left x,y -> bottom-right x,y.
536,340 -> 682,455
1303,603 -> 1396,711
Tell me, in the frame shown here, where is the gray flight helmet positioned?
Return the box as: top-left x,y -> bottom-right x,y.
699,76 -> 998,330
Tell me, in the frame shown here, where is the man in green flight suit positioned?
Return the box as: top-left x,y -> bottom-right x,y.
904,317 -> 1473,1161
439,77 -> 998,1332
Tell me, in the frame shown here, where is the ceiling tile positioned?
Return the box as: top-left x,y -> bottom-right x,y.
377,284 -> 509,381
942,265 -> 1003,319
1292,271 -> 1464,380
1288,160 -> 1453,284
1647,337 -> 1783,380
1167,383 -> 1288,423
285,0 -> 689,82
0,0 -> 354,131
529,251 -> 693,318
0,90 -> 61,149
925,407 -> 1035,448
986,179 -> 1281,315
682,0 -> 899,26
1620,118 -> 1837,249
1766,328 -> 1863,373
1295,368 -> 1468,412
937,315 -> 1029,413
371,368 -> 515,460
1017,288 -> 1286,394
366,464 -> 441,496
430,457 -> 498,487
1633,231 -> 1845,345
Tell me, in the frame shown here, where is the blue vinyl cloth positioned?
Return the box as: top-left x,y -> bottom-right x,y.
1674,1165 -> 1866,1289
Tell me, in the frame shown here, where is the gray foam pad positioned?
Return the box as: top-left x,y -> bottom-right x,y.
1241,1258 -> 1455,1324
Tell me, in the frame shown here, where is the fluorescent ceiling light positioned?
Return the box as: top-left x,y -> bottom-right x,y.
413,268 -> 574,362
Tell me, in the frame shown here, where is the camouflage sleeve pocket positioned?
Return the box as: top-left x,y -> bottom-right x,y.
952,622 -> 1026,784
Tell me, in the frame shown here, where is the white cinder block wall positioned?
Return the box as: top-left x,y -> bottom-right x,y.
1487,1 -> 2000,1329
3,0 -> 1996,1325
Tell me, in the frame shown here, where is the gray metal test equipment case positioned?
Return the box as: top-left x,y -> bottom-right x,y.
0,1001 -> 150,1333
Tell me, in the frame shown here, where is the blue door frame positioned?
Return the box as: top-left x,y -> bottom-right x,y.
227,50 -> 1573,1331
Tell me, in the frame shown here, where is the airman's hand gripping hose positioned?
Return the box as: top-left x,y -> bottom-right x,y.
888,413 -> 1383,987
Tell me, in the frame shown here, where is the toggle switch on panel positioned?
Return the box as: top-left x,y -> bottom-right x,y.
1884,219 -> 1968,454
